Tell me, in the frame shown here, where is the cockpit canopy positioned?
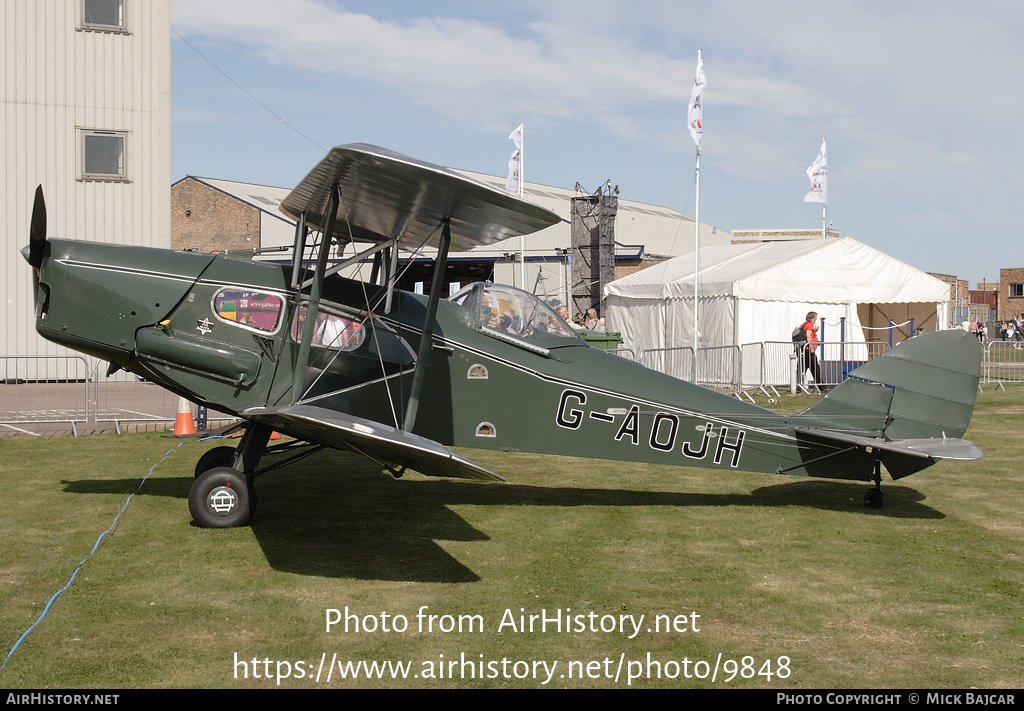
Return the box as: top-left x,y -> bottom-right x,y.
448,283 -> 583,350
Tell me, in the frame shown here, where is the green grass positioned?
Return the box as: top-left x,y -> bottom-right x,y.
0,391 -> 1022,688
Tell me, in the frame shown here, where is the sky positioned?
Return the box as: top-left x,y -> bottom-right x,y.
171,0 -> 1024,288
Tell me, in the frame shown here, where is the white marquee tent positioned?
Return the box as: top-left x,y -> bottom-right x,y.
604,237 -> 952,375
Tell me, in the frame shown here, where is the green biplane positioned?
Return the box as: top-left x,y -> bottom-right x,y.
23,144 -> 982,527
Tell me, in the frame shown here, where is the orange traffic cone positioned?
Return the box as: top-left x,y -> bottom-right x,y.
270,431 -> 281,440
174,397 -> 196,436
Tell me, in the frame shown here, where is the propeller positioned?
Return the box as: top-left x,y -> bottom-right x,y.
26,185 -> 47,269
21,185 -> 48,312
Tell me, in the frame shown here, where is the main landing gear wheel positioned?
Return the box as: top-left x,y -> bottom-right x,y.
194,446 -> 236,477
189,467 -> 253,528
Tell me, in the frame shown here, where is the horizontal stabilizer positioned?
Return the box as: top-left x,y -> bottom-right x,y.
796,427 -> 983,461
243,405 -> 503,482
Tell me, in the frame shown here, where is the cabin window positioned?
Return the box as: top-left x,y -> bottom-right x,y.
79,130 -> 128,181
449,283 -> 581,346
81,0 -> 126,31
213,289 -> 285,334
291,308 -> 366,352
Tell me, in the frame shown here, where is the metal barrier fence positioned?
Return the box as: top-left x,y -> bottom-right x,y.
638,346 -> 694,382
607,347 -> 637,360
635,341 -> 891,394
5,338 -> 1019,429
92,362 -> 187,427
984,341 -> 1024,387
697,345 -> 741,393
1,356 -> 91,431
762,341 -> 889,390
1,356 -> 228,433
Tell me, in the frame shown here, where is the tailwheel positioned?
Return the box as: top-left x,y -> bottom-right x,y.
864,488 -> 883,509
864,455 -> 884,509
194,445 -> 236,477
189,467 -> 253,528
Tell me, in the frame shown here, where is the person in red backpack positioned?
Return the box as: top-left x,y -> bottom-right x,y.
800,311 -> 824,392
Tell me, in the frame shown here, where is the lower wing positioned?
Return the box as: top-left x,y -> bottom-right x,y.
242,404 -> 502,482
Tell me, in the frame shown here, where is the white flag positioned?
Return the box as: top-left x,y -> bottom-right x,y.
505,124 -> 523,193
803,139 -> 827,204
687,57 -> 706,148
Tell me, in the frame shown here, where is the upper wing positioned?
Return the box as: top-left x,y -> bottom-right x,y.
280,144 -> 561,251
242,404 -> 503,482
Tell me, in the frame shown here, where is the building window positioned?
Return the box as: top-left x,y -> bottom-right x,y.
79,130 -> 128,181
81,0 -> 125,31
1010,284 -> 1023,298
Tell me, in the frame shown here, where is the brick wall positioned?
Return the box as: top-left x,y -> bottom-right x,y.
615,257 -> 669,280
171,178 -> 260,253
1000,268 -> 1024,320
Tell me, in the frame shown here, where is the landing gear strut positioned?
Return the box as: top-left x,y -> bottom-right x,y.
864,455 -> 884,509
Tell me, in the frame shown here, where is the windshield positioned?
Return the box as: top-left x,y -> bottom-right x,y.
449,283 -> 582,348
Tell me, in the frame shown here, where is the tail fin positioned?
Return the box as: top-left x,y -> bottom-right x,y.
804,329 -> 982,440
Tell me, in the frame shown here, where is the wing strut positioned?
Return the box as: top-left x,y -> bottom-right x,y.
291,183 -> 340,405
402,220 -> 451,431
299,239 -> 394,291
384,243 -> 401,314
288,212 -> 307,290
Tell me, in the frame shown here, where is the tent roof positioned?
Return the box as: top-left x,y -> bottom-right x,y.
604,237 -> 951,304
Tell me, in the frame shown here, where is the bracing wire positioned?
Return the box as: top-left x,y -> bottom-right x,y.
295,207 -> 440,430
171,27 -> 327,154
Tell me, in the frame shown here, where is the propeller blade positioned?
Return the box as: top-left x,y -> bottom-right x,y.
27,185 -> 47,269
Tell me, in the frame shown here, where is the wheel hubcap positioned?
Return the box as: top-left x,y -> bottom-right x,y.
207,485 -> 238,516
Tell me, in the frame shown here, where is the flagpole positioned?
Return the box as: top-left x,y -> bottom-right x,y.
693,129 -> 701,373
520,124 -> 525,289
804,137 -> 828,238
821,137 -> 826,238
505,123 -> 525,289
692,49 -> 703,379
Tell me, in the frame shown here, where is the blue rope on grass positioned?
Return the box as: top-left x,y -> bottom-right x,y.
1,443 -> 185,671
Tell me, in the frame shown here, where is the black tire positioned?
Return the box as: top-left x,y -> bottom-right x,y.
189,467 -> 251,528
194,446 -> 236,478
